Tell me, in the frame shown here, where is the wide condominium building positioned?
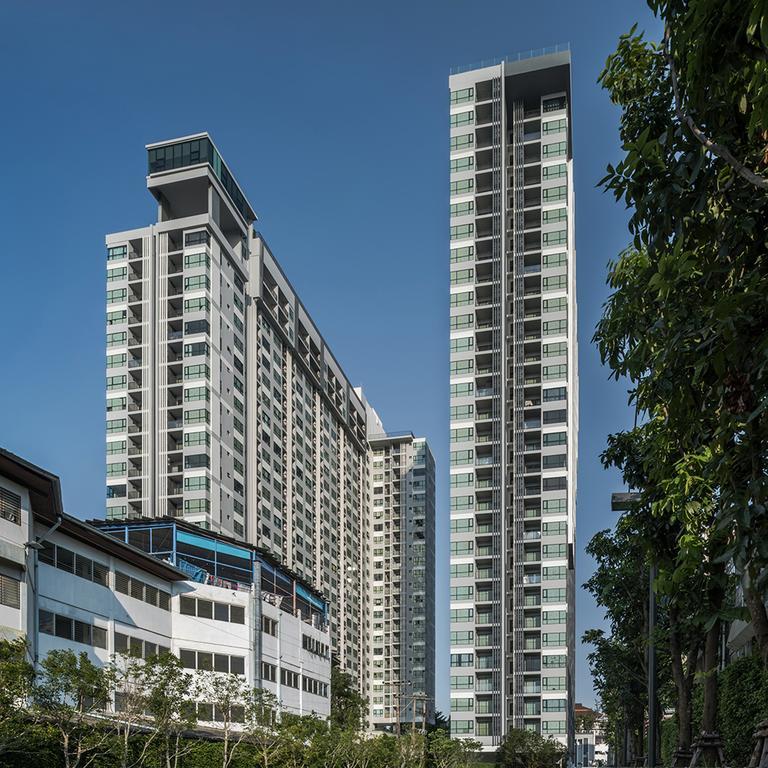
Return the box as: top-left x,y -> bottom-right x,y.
357,392 -> 436,732
104,134 -> 369,685
448,48 -> 577,753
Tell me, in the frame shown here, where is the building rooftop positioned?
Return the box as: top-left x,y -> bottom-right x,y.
146,132 -> 257,225
449,43 -> 570,76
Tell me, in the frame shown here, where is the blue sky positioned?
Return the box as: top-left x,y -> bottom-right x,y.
0,0 -> 661,711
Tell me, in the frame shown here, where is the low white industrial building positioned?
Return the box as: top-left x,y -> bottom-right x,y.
0,448 -> 331,720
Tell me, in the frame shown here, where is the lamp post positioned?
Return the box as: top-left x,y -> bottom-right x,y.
611,492 -> 656,768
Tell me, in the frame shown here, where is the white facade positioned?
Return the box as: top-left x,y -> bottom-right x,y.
0,449 -> 330,720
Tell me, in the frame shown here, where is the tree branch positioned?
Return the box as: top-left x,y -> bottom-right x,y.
664,24 -> 768,190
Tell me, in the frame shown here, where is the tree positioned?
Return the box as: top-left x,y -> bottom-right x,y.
142,652 -> 198,768
196,669 -> 250,768
596,0 -> 768,675
427,728 -> 481,768
33,649 -> 111,768
246,688 -> 283,768
498,728 -> 565,768
106,651 -> 157,768
0,638 -> 36,760
330,663 -> 367,732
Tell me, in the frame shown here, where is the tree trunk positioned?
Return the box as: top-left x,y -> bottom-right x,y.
669,608 -> 697,755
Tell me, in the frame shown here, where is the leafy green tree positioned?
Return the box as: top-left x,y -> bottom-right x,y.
142,652 -> 198,768
427,728 -> 480,768
330,663 -> 367,732
497,728 -> 565,768
596,0 -> 768,676
0,637 -> 35,760
33,649 -> 111,768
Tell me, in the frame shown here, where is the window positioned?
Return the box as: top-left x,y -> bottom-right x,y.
179,648 -> 245,675
450,291 -> 473,308
450,541 -> 474,557
450,560 -> 474,575
184,342 -> 209,358
543,342 -> 567,358
184,386 -> 209,402
544,565 -> 567,581
450,245 -> 474,263
184,364 -> 210,381
107,331 -> 127,348
543,275 -> 568,292
543,297 -> 567,313
184,297 -> 210,313
107,440 -> 126,455
450,360 -> 474,376
107,245 -> 127,261
543,186 -> 567,204
543,163 -> 567,180
450,471 -> 474,487
185,319 -> 210,336
178,596 -> 244,624
543,610 -> 567,625
543,387 -> 566,402
184,275 -> 210,292
450,338 -> 474,355
451,630 -> 474,645
261,662 -> 277,682
450,201 -> 474,217
451,675 -> 474,690
107,266 -> 127,282
262,616 -> 278,636
543,320 -> 567,336
450,382 -> 474,398
543,141 -> 567,158
107,309 -> 127,326
107,288 -> 127,304
543,544 -> 567,559
185,230 -> 210,247
185,251 -> 210,269
450,449 -> 473,466
451,653 -> 474,667
280,668 -> 299,688
544,499 -> 567,515
450,110 -> 474,127
0,574 -> 20,608
543,431 -> 567,447
0,488 -> 21,525
543,365 -> 567,381
184,431 -> 210,447
542,208 -> 567,224
115,571 -> 170,610
184,499 -> 210,514
39,610 -> 106,648
450,608 -> 474,623
450,224 -> 474,241
106,353 -> 126,369
450,134 -> 474,151
543,654 -> 567,668
450,314 -> 474,330
450,156 -> 474,172
543,676 -> 566,691
184,476 -> 210,492
451,697 -> 474,711
543,230 -> 567,247
451,585 -> 474,601
544,521 -> 567,536
451,268 -> 473,286
302,635 -> 329,658
543,96 -> 566,112
543,118 -> 567,133
543,588 -> 566,604
450,87 -> 474,104
544,251 -> 567,268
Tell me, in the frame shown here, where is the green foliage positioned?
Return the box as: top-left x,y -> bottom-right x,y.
329,663 -> 367,732
497,728 -> 566,768
718,654 -> 768,766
